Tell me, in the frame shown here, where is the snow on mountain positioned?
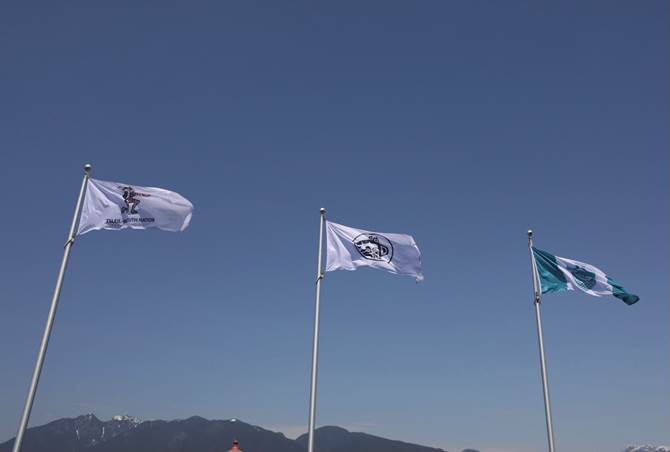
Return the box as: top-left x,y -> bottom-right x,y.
622,446 -> 670,452
111,415 -> 141,425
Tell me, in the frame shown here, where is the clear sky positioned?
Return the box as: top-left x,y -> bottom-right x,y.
0,2 -> 667,452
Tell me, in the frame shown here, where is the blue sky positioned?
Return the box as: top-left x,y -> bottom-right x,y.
0,2 -> 667,452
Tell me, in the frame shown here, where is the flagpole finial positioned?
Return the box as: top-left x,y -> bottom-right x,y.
527,229 -> 533,238
84,164 -> 92,174
320,208 -> 325,214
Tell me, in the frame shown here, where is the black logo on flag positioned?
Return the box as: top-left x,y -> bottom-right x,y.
118,186 -> 151,215
104,185 -> 156,227
353,233 -> 394,263
567,264 -> 597,290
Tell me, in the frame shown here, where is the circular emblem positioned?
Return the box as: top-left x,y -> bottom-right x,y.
353,233 -> 394,263
567,264 -> 597,290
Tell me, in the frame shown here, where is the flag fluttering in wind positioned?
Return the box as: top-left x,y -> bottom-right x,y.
532,247 -> 639,305
306,212 -> 422,452
325,221 -> 423,282
12,165 -> 196,452
77,178 -> 193,235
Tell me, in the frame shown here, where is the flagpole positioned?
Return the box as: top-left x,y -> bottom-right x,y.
12,164 -> 92,452
307,207 -> 325,452
528,230 -> 556,452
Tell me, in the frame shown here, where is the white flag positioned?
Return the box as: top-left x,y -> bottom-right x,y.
77,178 -> 193,235
325,221 -> 423,282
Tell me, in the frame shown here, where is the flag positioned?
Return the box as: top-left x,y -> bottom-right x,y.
325,221 -> 423,282
532,247 -> 639,305
77,178 -> 193,235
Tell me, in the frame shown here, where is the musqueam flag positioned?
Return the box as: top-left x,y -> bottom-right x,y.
77,178 -> 193,235
532,247 -> 639,305
326,221 -> 423,282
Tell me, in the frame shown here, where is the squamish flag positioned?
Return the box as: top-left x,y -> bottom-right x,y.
77,178 -> 193,235
532,247 -> 639,305
325,221 -> 423,282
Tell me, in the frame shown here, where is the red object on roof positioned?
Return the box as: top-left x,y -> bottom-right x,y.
228,439 -> 242,452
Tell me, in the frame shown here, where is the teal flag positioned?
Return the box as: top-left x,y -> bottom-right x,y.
532,247 -> 639,305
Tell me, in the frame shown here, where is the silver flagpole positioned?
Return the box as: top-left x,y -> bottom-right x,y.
12,164 -> 92,452
307,207 -> 326,452
528,230 -> 556,452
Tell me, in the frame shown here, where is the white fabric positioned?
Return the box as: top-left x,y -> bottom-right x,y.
554,255 -> 613,297
325,221 -> 423,282
77,178 -> 193,235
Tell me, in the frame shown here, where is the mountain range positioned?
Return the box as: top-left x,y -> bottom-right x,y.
1,415 -> 667,452
0,415 -> 466,452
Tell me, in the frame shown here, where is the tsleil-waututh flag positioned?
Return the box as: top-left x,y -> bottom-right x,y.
77,178 -> 193,235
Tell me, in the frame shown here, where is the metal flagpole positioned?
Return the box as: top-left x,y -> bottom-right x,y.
12,164 -> 92,452
527,230 -> 556,452
307,207 -> 326,452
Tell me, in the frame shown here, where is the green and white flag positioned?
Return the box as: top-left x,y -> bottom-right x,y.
531,247 -> 639,305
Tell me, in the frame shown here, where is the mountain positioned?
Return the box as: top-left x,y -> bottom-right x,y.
0,415 -> 469,452
296,426 -> 447,452
90,416 -> 303,452
0,414 -> 141,452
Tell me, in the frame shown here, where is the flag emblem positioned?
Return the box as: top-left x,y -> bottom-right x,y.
566,264 -> 596,290
119,186 -> 150,215
353,233 -> 394,263
326,221 -> 423,282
